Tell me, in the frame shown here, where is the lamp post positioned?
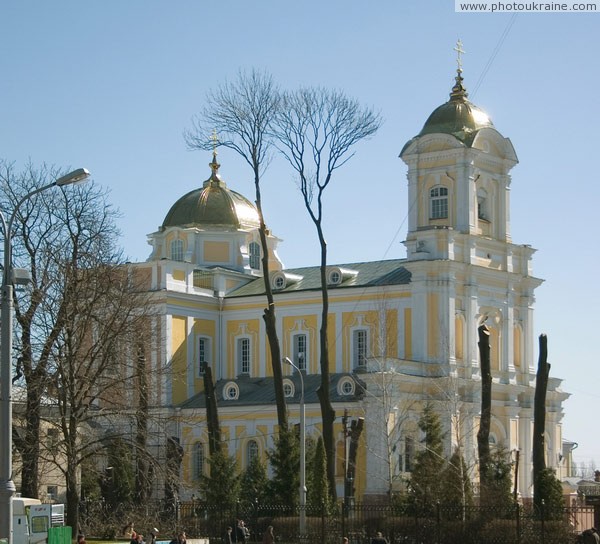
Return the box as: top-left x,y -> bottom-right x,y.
0,168 -> 90,544
283,357 -> 306,534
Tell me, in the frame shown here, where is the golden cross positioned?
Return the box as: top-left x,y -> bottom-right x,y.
454,39 -> 465,72
210,129 -> 219,152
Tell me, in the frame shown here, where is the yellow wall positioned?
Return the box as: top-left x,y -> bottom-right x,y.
172,269 -> 185,281
171,315 -> 187,404
455,315 -> 464,361
204,241 -> 230,262
427,293 -> 439,359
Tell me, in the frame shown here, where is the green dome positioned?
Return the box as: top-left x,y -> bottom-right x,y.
162,154 -> 260,230
418,72 -> 493,143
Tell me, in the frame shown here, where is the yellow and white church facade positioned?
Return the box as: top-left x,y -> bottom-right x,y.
133,70 -> 569,501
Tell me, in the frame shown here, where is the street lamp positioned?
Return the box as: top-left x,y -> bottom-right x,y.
0,168 -> 90,543
283,356 -> 306,534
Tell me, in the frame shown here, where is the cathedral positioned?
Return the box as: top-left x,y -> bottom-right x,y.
133,67 -> 570,501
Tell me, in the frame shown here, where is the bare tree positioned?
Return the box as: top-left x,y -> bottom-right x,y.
274,89 -> 381,498
1,162 -> 155,529
185,69 -> 288,431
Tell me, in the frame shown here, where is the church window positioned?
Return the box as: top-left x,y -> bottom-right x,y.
353,329 -> 368,368
293,334 -> 307,372
249,242 -> 261,270
246,439 -> 259,466
192,442 -> 204,480
197,336 -> 211,377
430,186 -> 448,219
237,337 -> 251,375
477,189 -> 488,220
171,239 -> 184,261
401,436 -> 414,473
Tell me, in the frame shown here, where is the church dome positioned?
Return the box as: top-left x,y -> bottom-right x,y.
162,153 -> 260,230
418,72 -> 494,143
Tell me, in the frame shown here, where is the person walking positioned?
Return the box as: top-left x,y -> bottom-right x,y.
371,532 -> 388,544
262,526 -> 275,544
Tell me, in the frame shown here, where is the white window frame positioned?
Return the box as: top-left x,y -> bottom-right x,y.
197,336 -> 211,377
249,242 -> 261,270
430,186 -> 448,220
352,329 -> 368,369
171,239 -> 184,261
283,379 -> 294,398
293,333 -> 308,372
192,442 -> 204,480
237,337 -> 251,375
401,436 -> 414,473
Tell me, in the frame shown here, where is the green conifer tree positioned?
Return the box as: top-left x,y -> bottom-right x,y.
409,404 -> 446,511
240,457 -> 269,507
267,426 -> 300,507
440,448 -> 473,517
200,449 -> 241,508
307,436 -> 333,512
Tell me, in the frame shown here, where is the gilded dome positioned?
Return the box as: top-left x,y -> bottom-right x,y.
418,72 -> 494,144
162,154 -> 260,230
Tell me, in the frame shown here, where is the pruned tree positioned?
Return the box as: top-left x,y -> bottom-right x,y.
532,334 -> 564,516
274,87 -> 381,498
477,324 -> 493,506
185,69 -> 288,431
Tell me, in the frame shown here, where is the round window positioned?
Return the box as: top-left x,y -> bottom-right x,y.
340,379 -> 355,396
283,381 -> 294,397
274,276 -> 285,289
223,382 -> 239,400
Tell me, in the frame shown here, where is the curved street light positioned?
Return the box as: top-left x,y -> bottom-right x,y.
283,357 -> 306,535
0,168 -> 91,544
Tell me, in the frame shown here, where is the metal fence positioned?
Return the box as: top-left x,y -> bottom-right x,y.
81,499 -> 595,544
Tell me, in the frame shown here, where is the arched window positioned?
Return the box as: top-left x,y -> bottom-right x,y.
477,188 -> 488,220
192,442 -> 204,480
430,186 -> 448,219
249,242 -> 261,270
246,439 -> 259,467
171,239 -> 184,261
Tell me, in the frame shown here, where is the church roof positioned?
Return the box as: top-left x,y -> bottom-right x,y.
161,152 -> 260,230
225,258 -> 411,297
178,372 -> 365,409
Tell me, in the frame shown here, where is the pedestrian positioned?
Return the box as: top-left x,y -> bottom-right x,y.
77,534 -> 86,544
149,529 -> 159,544
342,538 -> 349,544
235,520 -> 247,544
170,532 -> 186,544
582,528 -> 600,544
130,531 -> 138,544
371,532 -> 388,544
262,526 -> 274,544
136,534 -> 145,544
224,527 -> 234,544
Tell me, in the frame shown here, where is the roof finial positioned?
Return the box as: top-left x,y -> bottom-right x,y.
450,39 -> 468,101
209,129 -> 221,181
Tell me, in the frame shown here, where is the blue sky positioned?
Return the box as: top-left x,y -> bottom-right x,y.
2,1 -> 599,470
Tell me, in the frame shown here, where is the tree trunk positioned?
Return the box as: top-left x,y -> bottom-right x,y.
135,345 -> 150,502
477,324 -> 492,505
65,417 -> 79,532
20,386 -> 42,498
203,363 -> 221,455
316,225 -> 337,500
533,334 -> 550,510
254,164 -> 288,432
